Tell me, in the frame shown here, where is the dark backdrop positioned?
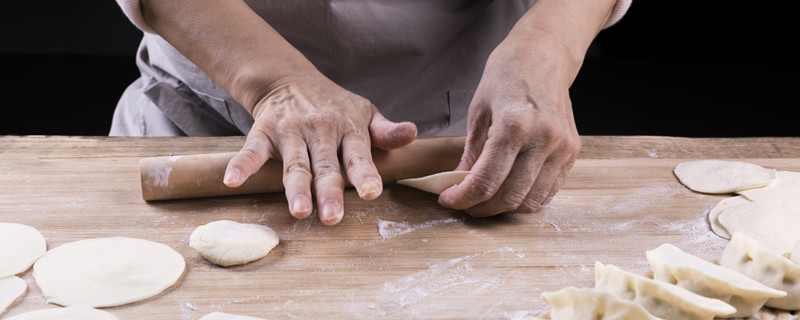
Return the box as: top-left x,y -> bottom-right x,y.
1,1 -> 796,136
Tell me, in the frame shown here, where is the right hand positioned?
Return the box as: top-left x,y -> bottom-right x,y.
223,72 -> 417,225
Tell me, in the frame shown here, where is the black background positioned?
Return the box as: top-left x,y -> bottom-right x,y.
1,1 -> 796,136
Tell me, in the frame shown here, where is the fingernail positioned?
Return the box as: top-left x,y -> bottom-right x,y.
223,168 -> 240,186
359,177 -> 382,200
291,195 -> 312,217
321,201 -> 343,225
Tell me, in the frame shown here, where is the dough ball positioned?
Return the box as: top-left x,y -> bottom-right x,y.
0,222 -> 47,277
199,312 -> 267,320
5,305 -> 119,320
396,171 -> 469,195
33,237 -> 185,307
190,220 -> 279,267
0,276 -> 26,316
673,160 -> 777,194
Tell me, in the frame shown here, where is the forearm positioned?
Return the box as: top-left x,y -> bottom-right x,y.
140,0 -> 316,113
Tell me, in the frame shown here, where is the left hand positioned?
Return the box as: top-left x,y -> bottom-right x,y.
438,30 -> 582,217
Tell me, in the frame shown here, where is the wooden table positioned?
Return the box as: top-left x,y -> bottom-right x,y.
2,136 -> 799,320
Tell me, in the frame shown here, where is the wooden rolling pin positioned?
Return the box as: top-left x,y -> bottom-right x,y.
140,136 -> 466,201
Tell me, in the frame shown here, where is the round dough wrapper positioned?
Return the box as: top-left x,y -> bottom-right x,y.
707,196 -> 751,239
190,220 -> 279,267
718,197 -> 800,254
5,305 -> 119,320
0,223 -> 47,277
673,160 -> 777,194
199,312 -> 267,320
33,237 -> 185,307
396,171 -> 469,195
1,276 -> 27,316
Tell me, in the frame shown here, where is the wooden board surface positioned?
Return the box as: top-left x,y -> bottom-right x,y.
2,135 -> 800,319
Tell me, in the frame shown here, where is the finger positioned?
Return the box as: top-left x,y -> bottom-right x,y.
224,133 -> 273,188
455,104 -> 491,171
509,155 -> 568,214
306,117 -> 346,226
462,149 -> 543,217
341,130 -> 382,200
369,110 -> 417,151
279,133 -> 314,219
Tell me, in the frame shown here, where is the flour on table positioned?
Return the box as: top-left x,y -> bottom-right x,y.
199,312 -> 267,320
376,218 -> 462,239
190,220 -> 279,267
0,222 -> 47,277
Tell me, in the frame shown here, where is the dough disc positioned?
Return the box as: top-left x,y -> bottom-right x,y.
0,276 -> 26,316
5,305 -> 119,320
190,220 -> 279,267
397,171 -> 469,195
33,237 -> 185,307
718,197 -> 800,254
0,222 -> 47,277
673,160 -> 776,194
707,196 -> 750,239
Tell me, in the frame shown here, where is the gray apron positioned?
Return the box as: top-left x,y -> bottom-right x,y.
110,0 -> 536,137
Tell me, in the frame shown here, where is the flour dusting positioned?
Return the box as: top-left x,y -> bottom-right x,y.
377,218 -> 462,239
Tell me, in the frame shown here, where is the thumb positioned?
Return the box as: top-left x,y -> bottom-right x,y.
369,111 -> 417,151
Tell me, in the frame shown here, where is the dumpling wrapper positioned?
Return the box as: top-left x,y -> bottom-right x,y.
5,305 -> 119,320
199,312 -> 267,320
673,160 -> 777,194
190,220 -> 279,267
721,233 -> 800,310
0,222 -> 47,277
792,240 -> 800,266
717,196 -> 800,254
737,170 -> 800,201
539,286 -> 663,320
396,171 -> 469,195
33,237 -> 185,307
0,276 -> 26,316
707,196 -> 751,239
647,243 -> 785,317
594,262 -> 735,320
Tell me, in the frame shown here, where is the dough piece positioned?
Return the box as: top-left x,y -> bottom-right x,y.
594,262 -> 735,320
717,196 -> 800,254
5,305 -> 119,320
707,196 -> 751,239
539,286 -> 663,320
190,220 -> 279,267
33,237 -> 185,307
738,170 -> 800,201
646,243 -> 785,317
673,160 -> 777,194
396,171 -> 469,195
792,240 -> 800,266
720,233 -> 800,310
199,312 -> 267,320
0,222 -> 47,277
0,276 -> 26,316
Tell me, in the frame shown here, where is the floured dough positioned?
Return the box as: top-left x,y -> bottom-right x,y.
0,276 -> 26,316
721,233 -> 800,310
5,305 -> 119,320
707,196 -> 750,239
539,286 -> 662,320
792,241 -> 800,266
199,312 -> 267,320
646,243 -> 785,317
738,170 -> 800,201
33,237 -> 185,307
594,262 -> 735,320
673,160 -> 777,194
190,220 -> 279,267
717,196 -> 800,254
396,171 -> 469,195
0,223 -> 47,277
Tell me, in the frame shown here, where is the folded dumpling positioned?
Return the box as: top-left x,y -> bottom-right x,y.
594,262 -> 735,320
720,232 -> 800,310
539,286 -> 663,320
647,243 -> 786,317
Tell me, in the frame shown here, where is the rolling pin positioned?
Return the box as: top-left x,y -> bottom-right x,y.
139,136 -> 466,201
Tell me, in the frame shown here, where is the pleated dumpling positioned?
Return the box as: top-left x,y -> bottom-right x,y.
720,232 -> 800,310
646,243 -> 786,317
539,286 -> 663,320
594,262 -> 735,320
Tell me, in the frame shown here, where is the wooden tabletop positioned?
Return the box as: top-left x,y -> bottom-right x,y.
2,135 -> 800,320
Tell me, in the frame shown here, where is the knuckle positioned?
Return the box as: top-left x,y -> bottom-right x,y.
283,157 -> 311,179
343,151 -> 371,170
499,189 -> 528,211
466,176 -> 499,201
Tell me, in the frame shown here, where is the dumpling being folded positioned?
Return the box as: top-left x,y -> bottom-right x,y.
720,232 -> 800,310
594,262 -> 735,320
539,286 -> 663,320
646,243 -> 786,317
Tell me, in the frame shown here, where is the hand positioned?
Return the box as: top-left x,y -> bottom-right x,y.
438,30 -> 582,217
223,72 -> 417,225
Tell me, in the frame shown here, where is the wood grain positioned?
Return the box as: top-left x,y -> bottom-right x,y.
1,135 -> 799,319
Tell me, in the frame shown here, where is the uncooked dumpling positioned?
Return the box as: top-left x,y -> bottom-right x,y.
0,276 -> 26,316
720,233 -> 800,310
717,196 -> 800,254
5,305 -> 119,320
190,220 -> 279,267
0,222 -> 47,277
396,171 -> 469,194
33,237 -> 185,307
707,196 -> 750,239
199,312 -> 267,320
594,262 -> 735,320
539,286 -> 663,320
646,243 -> 785,317
673,160 -> 777,194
